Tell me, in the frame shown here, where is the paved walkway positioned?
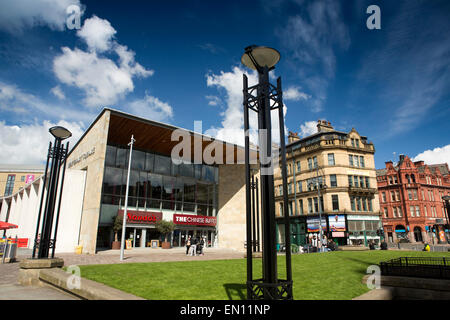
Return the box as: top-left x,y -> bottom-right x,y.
0,247 -> 244,300
59,247 -> 245,266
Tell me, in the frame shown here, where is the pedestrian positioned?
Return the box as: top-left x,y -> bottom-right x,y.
186,236 -> 191,256
312,235 -> 318,252
189,237 -> 198,256
322,235 -> 328,252
369,240 -> 375,250
198,237 -> 205,256
380,241 -> 388,250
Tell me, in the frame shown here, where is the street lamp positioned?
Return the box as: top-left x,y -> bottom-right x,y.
120,135 -> 136,261
242,45 -> 292,300
33,126 -> 71,259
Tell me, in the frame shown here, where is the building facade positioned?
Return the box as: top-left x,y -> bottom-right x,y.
376,155 -> 450,244
0,108 -> 255,254
0,165 -> 44,197
274,120 -> 381,247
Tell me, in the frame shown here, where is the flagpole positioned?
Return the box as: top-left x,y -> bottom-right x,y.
120,135 -> 135,261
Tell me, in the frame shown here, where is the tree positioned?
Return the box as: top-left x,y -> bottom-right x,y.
155,220 -> 175,243
113,215 -> 123,242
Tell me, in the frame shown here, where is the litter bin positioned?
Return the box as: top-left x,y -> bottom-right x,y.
1,241 -> 17,263
75,245 -> 83,255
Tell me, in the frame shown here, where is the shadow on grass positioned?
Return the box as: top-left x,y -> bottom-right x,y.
341,256 -> 381,276
223,283 -> 246,300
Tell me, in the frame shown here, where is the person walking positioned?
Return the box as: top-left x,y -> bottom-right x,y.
186,236 -> 191,256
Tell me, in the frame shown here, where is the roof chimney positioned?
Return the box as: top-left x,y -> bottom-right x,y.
317,120 -> 334,133
288,131 -> 300,143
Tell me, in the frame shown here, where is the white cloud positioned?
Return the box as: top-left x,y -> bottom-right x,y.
0,119 -> 84,164
53,16 -> 153,108
0,81 -> 93,123
128,93 -> 173,122
206,66 -> 288,147
284,86 -> 311,101
76,15 -> 116,52
0,0 -> 83,33
299,121 -> 317,138
53,47 -> 134,107
277,0 -> 349,112
205,95 -> 221,107
413,145 -> 450,167
50,85 -> 66,100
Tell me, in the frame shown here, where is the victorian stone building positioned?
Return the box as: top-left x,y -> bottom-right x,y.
274,120 -> 381,247
376,155 -> 450,244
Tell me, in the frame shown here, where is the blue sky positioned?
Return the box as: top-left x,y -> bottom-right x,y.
0,0 -> 449,169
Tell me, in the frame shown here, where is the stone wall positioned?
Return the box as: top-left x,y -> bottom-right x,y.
65,111 -> 110,254
217,164 -> 248,251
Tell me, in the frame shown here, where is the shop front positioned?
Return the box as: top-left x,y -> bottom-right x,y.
276,217 -> 307,247
118,210 -> 163,248
327,214 -> 348,246
172,214 -> 217,247
347,215 -> 381,246
306,216 -> 328,245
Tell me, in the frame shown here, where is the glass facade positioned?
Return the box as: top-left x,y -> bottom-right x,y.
100,144 -> 219,227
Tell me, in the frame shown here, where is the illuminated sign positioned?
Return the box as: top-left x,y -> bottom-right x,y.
173,214 -> 216,227
117,210 -> 162,224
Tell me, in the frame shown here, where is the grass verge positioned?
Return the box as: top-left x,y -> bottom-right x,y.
78,250 -> 450,300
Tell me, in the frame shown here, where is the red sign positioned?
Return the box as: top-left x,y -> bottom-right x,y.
173,214 -> 217,227
117,210 -> 162,224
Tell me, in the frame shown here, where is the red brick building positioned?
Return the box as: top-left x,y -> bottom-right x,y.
376,155 -> 450,244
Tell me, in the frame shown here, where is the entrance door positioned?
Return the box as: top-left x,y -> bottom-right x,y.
413,227 -> 423,242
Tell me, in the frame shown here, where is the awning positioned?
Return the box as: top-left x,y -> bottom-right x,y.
0,221 -> 18,230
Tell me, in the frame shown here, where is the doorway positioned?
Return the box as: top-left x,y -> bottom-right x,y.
413,226 -> 423,242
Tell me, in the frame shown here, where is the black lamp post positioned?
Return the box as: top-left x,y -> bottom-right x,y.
242,45 -> 293,300
442,196 -> 450,242
33,126 -> 71,259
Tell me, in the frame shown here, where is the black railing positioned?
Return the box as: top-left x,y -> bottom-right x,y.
380,257 -> 450,279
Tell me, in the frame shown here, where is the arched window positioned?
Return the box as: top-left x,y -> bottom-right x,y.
411,174 -> 416,183
406,174 -> 411,184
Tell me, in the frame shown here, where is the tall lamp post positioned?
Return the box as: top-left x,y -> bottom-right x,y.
33,126 -> 71,259
242,45 -> 293,300
120,135 -> 135,261
308,165 -> 326,252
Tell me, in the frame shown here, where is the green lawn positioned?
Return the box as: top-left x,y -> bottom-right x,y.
78,250 -> 450,300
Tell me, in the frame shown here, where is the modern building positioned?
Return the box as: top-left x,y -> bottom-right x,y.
376,155 -> 450,244
0,165 -> 44,197
0,108 -> 258,254
274,120 -> 381,247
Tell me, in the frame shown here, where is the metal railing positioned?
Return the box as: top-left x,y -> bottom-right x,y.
380,257 -> 450,279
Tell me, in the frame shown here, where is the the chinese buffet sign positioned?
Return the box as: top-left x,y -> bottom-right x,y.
117,210 -> 162,224
173,214 -> 217,227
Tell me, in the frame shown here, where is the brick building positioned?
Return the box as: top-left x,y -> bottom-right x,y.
376,155 -> 450,244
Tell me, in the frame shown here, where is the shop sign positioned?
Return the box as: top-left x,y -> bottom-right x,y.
173,214 -> 216,226
117,210 -> 162,224
306,217 -> 327,233
347,215 -> 379,221
68,147 -> 96,168
332,232 -> 345,238
328,214 -> 346,232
